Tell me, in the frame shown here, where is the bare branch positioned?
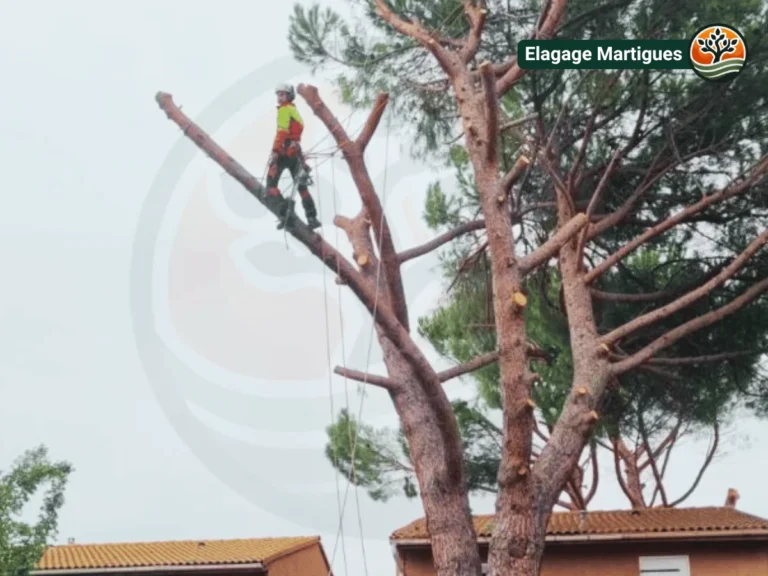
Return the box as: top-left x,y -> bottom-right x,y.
438,351 -> 498,382
355,93 -> 390,152
533,419 -> 550,443
646,349 -> 768,366
585,155 -> 768,283
638,422 -> 680,470
569,72 -> 624,194
502,155 -> 532,194
586,147 -> 714,241
334,366 -> 396,390
575,149 -> 622,267
583,442 -> 599,506
649,432 -> 677,506
519,213 -> 589,275
611,277 -> 768,375
447,240 -> 488,293
373,0 -> 460,75
398,220 -> 485,263
437,344 -> 551,382
638,415 -> 668,507
611,436 -> 643,509
495,0 -> 567,95
298,84 -> 410,330
590,288 -> 677,302
592,260 -> 730,303
479,61 -> 498,162
461,0 -> 487,63
500,114 -> 540,133
668,422 -> 719,507
599,228 -> 768,347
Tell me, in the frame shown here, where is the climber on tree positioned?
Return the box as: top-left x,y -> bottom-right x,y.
264,83 -> 321,230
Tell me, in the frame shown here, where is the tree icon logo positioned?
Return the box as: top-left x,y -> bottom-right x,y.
689,24 -> 747,81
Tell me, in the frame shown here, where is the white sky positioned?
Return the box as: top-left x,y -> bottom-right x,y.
0,1 -> 766,575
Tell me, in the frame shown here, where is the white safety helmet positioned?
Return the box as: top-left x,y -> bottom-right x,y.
275,83 -> 295,100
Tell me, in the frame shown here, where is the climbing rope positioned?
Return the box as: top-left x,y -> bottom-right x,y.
326,108 -> 391,576
318,154 -> 350,576
257,86 -> 395,576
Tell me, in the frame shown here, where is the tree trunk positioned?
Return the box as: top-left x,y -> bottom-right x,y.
380,333 -> 482,576
452,69 -> 544,576
487,499 -> 549,576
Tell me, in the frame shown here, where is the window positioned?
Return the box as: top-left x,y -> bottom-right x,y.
639,555 -> 690,575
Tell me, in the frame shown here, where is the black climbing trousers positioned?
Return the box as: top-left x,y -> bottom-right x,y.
265,147 -> 317,221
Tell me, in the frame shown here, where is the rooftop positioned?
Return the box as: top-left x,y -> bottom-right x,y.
391,506 -> 768,542
35,536 -> 322,571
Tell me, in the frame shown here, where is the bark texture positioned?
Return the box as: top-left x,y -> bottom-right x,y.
337,211 -> 481,576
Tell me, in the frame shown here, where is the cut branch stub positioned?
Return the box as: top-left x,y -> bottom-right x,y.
502,154 -> 531,193
511,291 -> 528,309
525,398 -> 537,410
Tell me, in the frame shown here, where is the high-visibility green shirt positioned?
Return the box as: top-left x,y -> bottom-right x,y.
273,102 -> 304,152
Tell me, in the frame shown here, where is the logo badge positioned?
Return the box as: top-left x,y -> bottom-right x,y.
689,24 -> 747,81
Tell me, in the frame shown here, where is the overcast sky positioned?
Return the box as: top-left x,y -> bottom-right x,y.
1,1 -> 766,575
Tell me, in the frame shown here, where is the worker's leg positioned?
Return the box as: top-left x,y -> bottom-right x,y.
265,155 -> 295,226
288,154 -> 320,229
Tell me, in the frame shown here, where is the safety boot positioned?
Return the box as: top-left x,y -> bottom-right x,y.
276,198 -> 296,230
302,196 -> 321,230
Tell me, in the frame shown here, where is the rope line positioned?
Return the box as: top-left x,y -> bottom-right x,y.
264,75 -> 395,576
326,111 -> 367,576
327,109 -> 391,576
317,155 -> 350,576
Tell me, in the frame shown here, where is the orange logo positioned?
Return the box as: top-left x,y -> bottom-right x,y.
689,25 -> 746,81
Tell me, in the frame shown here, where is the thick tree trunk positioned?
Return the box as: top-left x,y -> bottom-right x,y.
379,333 -> 482,576
487,500 -> 549,575
453,70 -> 544,576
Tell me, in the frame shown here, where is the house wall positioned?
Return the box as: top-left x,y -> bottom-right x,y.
396,539 -> 768,576
267,543 -> 331,576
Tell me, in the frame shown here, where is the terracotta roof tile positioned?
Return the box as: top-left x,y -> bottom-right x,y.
36,536 -> 321,570
391,507 -> 768,540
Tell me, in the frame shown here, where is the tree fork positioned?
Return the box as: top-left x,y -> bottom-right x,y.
296,85 -> 411,330
155,91 -> 439,393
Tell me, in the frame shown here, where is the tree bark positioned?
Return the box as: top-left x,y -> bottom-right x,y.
382,334 -> 482,576
337,209 -> 482,576
452,67 -> 542,576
